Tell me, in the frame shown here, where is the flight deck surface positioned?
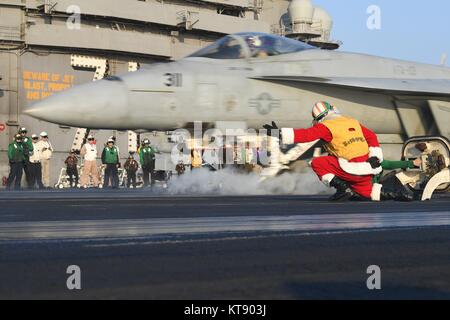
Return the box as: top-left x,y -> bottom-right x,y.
1,190 -> 449,299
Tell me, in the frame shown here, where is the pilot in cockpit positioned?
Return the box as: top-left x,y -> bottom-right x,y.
246,35 -> 269,59
187,33 -> 313,60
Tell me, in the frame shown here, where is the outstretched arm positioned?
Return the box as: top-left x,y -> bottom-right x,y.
381,159 -> 416,170
281,123 -> 332,145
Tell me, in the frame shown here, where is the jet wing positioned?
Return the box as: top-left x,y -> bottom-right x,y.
252,76 -> 450,98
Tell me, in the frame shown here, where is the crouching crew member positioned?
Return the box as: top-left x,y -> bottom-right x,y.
373,159 -> 422,185
102,138 -> 120,189
6,134 -> 26,190
367,158 -> 421,200
266,101 -> 412,201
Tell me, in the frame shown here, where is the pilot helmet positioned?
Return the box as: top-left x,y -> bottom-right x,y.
312,101 -> 340,123
247,35 -> 263,48
142,139 -> 150,145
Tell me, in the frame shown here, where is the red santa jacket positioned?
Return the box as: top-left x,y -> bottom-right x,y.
281,120 -> 383,176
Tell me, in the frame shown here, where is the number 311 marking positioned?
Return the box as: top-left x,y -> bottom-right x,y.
164,73 -> 182,87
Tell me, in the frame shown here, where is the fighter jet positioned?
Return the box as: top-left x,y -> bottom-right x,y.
26,32 -> 450,138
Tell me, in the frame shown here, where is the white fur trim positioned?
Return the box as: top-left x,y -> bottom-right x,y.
373,166 -> 383,175
321,174 -> 335,187
371,183 -> 382,201
338,158 -> 383,176
369,147 -> 384,162
281,128 -> 295,145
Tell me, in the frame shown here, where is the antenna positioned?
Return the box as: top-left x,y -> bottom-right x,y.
440,53 -> 448,66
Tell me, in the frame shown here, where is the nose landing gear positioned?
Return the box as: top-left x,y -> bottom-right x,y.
397,136 -> 450,201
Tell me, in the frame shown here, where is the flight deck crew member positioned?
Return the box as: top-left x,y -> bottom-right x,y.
18,127 -> 34,187
244,142 -> 256,172
265,101 -> 413,202
175,161 -> 186,176
108,136 -> 120,157
80,135 -> 100,188
38,131 -> 53,188
191,149 -> 203,170
365,158 -> 421,200
124,154 -> 139,188
139,139 -> 157,187
65,151 -> 79,188
102,138 -> 120,188
6,134 -> 26,190
373,159 -> 422,184
28,134 -> 44,189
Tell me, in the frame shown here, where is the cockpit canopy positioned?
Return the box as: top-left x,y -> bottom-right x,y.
188,32 -> 315,60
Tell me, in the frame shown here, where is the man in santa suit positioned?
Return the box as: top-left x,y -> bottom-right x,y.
264,101 -> 413,201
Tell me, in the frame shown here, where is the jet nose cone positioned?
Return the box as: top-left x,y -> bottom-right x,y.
25,78 -> 129,128
25,99 -> 58,119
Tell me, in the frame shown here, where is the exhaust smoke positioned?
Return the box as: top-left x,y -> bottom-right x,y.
166,168 -> 331,195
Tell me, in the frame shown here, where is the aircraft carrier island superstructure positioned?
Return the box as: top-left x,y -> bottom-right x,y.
1,0 -> 305,185
2,0 -> 447,187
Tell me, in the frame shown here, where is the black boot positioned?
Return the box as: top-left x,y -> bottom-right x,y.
379,173 -> 414,201
329,177 -> 355,202
380,185 -> 414,202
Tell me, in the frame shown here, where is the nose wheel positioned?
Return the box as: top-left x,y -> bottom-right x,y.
399,136 -> 450,201
421,168 -> 450,201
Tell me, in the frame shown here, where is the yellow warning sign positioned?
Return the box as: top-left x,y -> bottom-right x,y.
23,71 -> 75,101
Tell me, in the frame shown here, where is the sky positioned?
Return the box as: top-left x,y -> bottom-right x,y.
313,0 -> 450,65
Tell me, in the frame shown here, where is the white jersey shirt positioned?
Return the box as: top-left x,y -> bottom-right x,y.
38,140 -> 53,160
82,143 -> 98,161
29,142 -> 42,163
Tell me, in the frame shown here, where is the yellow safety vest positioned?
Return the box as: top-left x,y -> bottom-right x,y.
321,116 -> 369,160
192,150 -> 203,168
